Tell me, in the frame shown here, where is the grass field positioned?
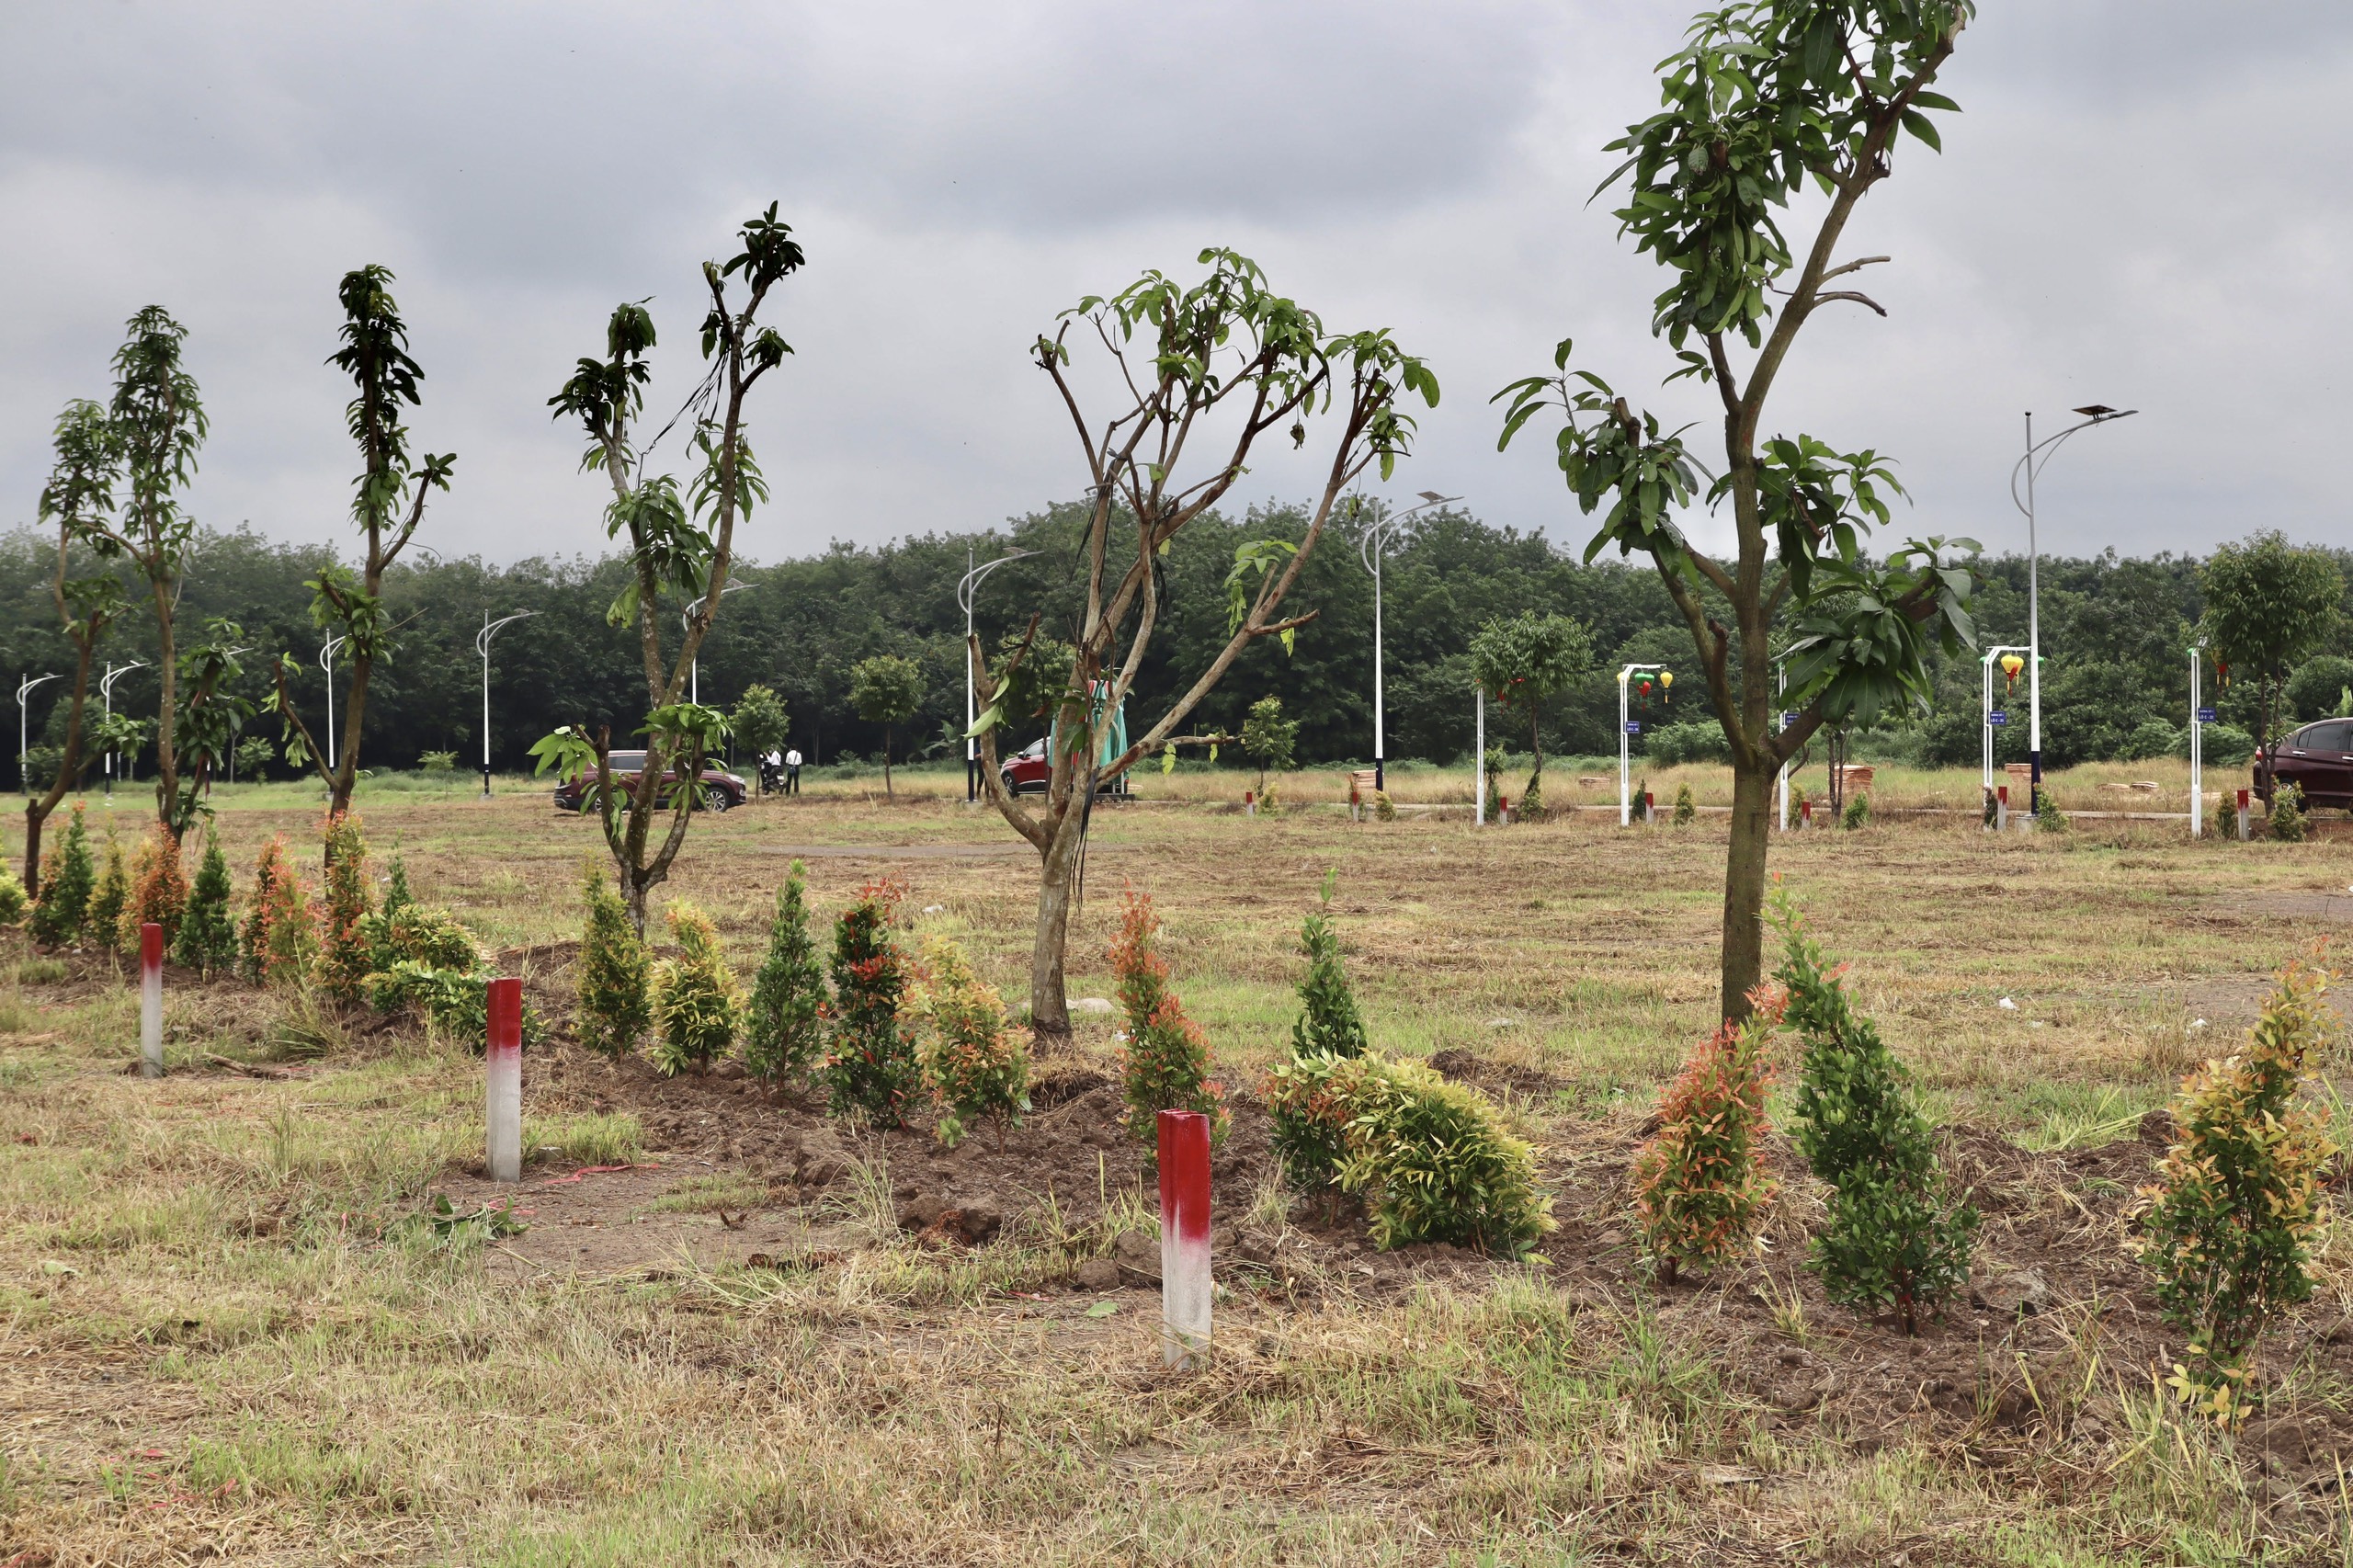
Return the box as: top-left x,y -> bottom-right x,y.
5,765 -> 2353,1564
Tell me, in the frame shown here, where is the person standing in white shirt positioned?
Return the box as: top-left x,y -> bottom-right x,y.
784,746 -> 802,796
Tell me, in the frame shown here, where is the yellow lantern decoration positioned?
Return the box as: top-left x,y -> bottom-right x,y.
1660,669 -> 1673,703
1998,653 -> 2024,691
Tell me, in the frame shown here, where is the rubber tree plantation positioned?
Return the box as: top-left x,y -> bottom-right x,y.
971,247 -> 1438,1039
1500,0 -> 1980,1020
531,204 -> 804,933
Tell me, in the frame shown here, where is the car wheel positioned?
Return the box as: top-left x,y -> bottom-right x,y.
700,785 -> 730,812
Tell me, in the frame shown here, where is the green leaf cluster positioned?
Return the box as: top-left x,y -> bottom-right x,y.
1775,892 -> 1974,1333
744,862 -> 824,1084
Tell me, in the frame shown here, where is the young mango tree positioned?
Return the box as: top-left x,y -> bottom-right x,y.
67,307 -> 207,838
26,401 -> 131,889
2199,530 -> 2344,805
266,266 -> 455,822
532,205 -> 803,933
1499,0 -> 1979,1020
849,653 -> 923,799
971,248 -> 1438,1038
1469,610 -> 1595,804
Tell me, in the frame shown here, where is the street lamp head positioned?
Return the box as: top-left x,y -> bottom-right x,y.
2072,405 -> 2137,424
1415,490 -> 1448,505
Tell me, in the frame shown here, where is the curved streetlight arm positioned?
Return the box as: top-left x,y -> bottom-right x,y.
17,673 -> 61,797
479,610 -> 536,796
2010,409 -> 2138,517
956,550 -> 1038,617
1355,493 -> 1461,575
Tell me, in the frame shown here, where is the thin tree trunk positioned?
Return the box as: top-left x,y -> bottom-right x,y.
1029,809 -> 1086,1040
151,577 -> 178,840
330,651 -> 373,821
883,724 -> 893,799
1719,752 -> 1776,1020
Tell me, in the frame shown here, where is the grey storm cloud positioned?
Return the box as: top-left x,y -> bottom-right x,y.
1,1 -> 2347,570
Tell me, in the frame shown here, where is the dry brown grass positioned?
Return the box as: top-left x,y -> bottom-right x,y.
4,776 -> 2352,1563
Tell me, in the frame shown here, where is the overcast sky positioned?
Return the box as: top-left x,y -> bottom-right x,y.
2,2 -> 2345,571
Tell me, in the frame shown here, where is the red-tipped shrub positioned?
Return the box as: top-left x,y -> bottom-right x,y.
1631,983 -> 1783,1283
1109,890 -> 1225,1147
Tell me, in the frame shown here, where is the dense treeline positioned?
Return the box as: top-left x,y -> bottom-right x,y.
0,506 -> 2347,787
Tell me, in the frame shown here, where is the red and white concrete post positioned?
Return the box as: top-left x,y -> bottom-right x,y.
1995,785 -> 2009,834
2236,789 -> 2252,843
1156,1108 -> 1211,1369
485,976 -> 523,1183
139,921 -> 164,1079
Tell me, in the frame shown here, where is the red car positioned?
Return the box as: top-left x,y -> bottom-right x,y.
997,738 -> 1128,797
552,749 -> 748,812
2257,720 -> 2353,811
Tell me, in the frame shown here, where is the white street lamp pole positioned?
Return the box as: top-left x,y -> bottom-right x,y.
1357,491 -> 1458,794
1472,686 -> 1485,825
99,659 -> 147,799
2188,643 -> 2206,838
2012,405 -> 2136,813
1978,643 -> 2029,809
681,579 -> 752,709
1618,664 -> 1665,826
476,610 -> 535,799
17,673 -> 60,797
956,548 -> 1036,803
319,633 -> 348,773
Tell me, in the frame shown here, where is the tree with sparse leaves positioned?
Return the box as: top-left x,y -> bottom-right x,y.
267,266 -> 455,824
531,205 -> 802,935
1470,610 -> 1594,806
1500,1 -> 1981,1021
849,654 -> 924,798
970,249 -> 1438,1039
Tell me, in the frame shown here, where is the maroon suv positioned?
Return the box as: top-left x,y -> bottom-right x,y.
2257,720 -> 2353,810
552,749 -> 749,812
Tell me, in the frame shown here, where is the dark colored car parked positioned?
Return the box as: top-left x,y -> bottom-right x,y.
2257,720 -> 2353,810
551,749 -> 749,812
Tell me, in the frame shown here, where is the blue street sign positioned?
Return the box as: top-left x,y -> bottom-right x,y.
2197,707 -> 2216,723
1988,711 -> 2008,726
1623,722 -> 1641,735
1780,710 -> 1799,727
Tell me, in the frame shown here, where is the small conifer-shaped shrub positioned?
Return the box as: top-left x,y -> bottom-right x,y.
29,804 -> 95,946
1109,889 -> 1227,1146
917,934 -> 1029,1148
381,852 -> 414,923
1777,894 -> 1976,1334
651,902 -> 740,1076
745,860 -> 824,1084
1519,774 -> 1544,822
2033,789 -> 2066,833
87,832 -> 129,950
315,813 -> 373,1002
574,861 -> 651,1059
1841,790 -> 1870,830
1373,790 -> 1396,822
171,824 -> 238,976
1632,988 -> 1781,1282
2138,960 -> 2337,1421
240,838 -> 292,983
119,824 -> 189,955
1672,782 -> 1697,826
0,872 -> 27,927
1290,873 -> 1368,1060
822,880 -> 922,1124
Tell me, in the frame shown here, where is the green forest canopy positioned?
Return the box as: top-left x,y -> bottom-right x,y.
1,500 -> 2346,786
